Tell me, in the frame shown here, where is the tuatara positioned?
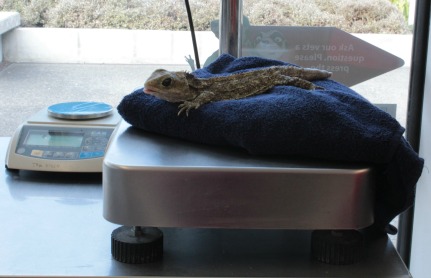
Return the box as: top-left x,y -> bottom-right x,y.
144,65 -> 332,116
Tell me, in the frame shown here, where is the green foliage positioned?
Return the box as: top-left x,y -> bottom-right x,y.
0,0 -> 409,33
389,0 -> 409,22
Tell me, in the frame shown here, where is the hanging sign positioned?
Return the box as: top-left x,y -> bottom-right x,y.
242,26 -> 404,86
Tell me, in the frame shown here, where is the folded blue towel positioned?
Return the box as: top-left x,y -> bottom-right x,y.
118,54 -> 423,233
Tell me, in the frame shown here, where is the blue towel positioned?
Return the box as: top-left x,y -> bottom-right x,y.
118,54 -> 423,233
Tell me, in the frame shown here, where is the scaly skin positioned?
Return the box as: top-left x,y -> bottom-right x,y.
144,66 -> 332,116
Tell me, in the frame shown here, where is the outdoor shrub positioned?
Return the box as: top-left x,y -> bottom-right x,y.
244,0 -> 343,27
339,0 -> 408,33
1,0 -> 56,27
243,0 -> 408,33
1,0 -> 409,33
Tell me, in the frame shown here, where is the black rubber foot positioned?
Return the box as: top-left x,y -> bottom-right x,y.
311,230 -> 364,265
111,226 -> 163,264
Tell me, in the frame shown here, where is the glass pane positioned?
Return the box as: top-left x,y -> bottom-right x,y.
241,0 -> 411,127
240,0 -> 415,246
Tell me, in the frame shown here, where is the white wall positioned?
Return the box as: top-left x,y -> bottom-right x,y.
410,21 -> 431,278
2,28 -> 219,65
2,28 -> 411,66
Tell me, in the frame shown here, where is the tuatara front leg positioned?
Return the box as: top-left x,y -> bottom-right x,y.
178,91 -> 215,116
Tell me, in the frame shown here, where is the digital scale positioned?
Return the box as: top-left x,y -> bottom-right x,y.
5,102 -> 122,172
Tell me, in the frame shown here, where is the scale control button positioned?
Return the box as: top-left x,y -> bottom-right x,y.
17,147 -> 26,154
80,151 -> 104,159
31,150 -> 44,157
83,145 -> 106,152
85,137 -> 109,145
65,152 -> 77,159
43,151 -> 54,158
53,152 -> 64,158
91,137 -> 108,145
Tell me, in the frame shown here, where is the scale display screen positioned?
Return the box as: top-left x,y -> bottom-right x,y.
14,125 -> 114,161
25,131 -> 84,148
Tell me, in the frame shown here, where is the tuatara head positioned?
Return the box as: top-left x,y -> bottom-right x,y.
143,69 -> 197,103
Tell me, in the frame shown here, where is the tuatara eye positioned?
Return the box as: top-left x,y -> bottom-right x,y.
161,78 -> 172,87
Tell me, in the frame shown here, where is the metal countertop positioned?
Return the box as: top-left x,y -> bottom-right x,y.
0,137 -> 411,277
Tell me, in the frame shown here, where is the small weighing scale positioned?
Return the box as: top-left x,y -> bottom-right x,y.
5,102 -> 122,172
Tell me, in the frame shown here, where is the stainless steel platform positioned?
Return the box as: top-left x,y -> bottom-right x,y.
103,122 -> 375,229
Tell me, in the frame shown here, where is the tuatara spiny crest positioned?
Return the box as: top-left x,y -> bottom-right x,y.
143,65 -> 332,116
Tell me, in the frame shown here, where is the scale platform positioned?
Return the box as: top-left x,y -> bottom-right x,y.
103,121 -> 375,230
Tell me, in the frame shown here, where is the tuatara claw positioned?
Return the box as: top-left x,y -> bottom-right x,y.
178,101 -> 200,116
177,105 -> 190,116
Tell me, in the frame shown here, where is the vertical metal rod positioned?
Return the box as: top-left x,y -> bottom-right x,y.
219,0 -> 243,57
397,0 -> 430,268
185,0 -> 201,69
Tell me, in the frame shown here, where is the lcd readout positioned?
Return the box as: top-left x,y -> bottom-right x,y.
25,131 -> 84,147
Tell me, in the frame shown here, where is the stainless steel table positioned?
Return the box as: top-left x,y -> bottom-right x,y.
0,136 -> 412,277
